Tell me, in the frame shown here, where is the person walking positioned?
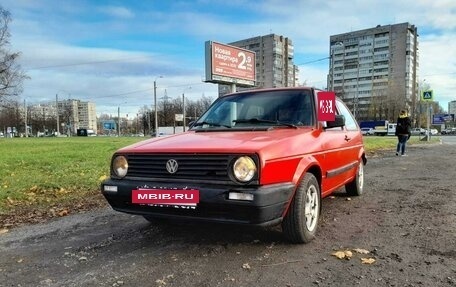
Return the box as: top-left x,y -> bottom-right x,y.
395,109 -> 412,156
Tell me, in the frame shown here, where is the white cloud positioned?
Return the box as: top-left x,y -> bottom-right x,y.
3,0 -> 455,114
100,6 -> 135,19
419,33 -> 456,108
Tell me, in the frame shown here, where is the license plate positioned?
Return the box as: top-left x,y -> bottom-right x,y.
132,189 -> 199,206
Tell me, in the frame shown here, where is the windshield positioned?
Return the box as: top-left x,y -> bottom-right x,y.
192,90 -> 315,130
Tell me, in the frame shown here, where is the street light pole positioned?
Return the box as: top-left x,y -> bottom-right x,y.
154,76 -> 163,137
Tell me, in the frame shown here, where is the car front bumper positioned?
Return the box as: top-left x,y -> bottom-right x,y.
101,178 -> 295,226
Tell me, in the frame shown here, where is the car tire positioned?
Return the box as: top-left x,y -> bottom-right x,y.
345,159 -> 364,196
282,173 -> 320,244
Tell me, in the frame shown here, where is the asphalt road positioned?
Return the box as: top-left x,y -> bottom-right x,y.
1,141 -> 455,287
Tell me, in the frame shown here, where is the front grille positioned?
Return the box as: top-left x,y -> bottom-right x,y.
125,154 -> 231,181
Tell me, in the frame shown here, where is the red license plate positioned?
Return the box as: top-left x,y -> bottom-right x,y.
132,189 -> 199,205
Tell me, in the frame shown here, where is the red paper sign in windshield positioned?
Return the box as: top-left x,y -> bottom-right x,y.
317,92 -> 336,121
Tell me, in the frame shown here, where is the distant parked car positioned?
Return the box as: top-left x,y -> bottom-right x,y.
411,128 -> 425,135
441,128 -> 455,135
424,129 -> 439,136
361,127 -> 374,135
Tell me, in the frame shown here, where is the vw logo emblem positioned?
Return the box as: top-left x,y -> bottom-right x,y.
166,159 -> 179,174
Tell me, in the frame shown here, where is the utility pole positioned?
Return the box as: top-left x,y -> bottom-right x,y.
182,93 -> 186,132
56,94 -> 59,136
154,80 -> 158,136
24,99 -> 28,137
118,106 -> 120,137
153,76 -> 163,137
182,86 -> 191,132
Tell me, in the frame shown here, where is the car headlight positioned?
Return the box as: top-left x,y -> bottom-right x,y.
112,155 -> 128,178
233,156 -> 257,182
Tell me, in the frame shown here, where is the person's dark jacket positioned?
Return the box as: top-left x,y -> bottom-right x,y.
395,115 -> 411,136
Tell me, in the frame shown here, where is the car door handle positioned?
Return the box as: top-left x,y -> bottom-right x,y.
344,135 -> 351,141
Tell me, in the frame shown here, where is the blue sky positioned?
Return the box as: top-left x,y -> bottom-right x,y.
2,0 -> 455,116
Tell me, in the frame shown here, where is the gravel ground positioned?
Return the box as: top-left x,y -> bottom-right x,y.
0,140 -> 455,287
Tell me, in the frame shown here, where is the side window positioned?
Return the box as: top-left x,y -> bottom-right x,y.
336,100 -> 358,131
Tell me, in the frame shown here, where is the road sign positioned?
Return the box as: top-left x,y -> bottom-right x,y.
421,90 -> 433,101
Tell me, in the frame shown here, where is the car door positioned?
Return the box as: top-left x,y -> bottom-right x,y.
319,99 -> 362,196
334,99 -> 363,180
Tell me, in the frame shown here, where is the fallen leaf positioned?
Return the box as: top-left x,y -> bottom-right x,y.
353,248 -> 370,254
17,258 -> 23,263
99,175 -> 108,181
332,250 -> 353,260
155,279 -> 166,285
361,258 -> 376,264
332,251 -> 346,259
242,263 -> 251,270
58,209 -> 69,217
0,229 -> 9,235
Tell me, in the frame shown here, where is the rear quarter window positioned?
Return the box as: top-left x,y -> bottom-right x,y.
335,100 -> 358,131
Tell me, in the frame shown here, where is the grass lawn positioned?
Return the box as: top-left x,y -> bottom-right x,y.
362,134 -> 438,153
0,135 -> 440,223
0,137 -> 143,214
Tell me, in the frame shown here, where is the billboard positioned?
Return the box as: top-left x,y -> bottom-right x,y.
432,114 -> 455,124
205,41 -> 255,86
102,120 -> 116,130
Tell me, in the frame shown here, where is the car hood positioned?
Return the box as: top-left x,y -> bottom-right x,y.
117,128 -> 317,154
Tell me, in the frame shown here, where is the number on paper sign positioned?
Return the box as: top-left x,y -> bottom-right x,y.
317,92 -> 336,121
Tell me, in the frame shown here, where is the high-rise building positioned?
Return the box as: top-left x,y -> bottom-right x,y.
77,101 -> 97,134
219,34 -> 299,95
449,101 -> 456,116
30,99 -> 97,135
329,23 -> 419,122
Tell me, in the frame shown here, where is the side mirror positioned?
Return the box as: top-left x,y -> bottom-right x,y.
324,114 -> 345,129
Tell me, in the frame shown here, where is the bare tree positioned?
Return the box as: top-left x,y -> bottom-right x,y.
0,6 -> 28,103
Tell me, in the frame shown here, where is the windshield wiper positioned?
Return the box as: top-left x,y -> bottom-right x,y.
233,118 -> 297,128
192,121 -> 232,128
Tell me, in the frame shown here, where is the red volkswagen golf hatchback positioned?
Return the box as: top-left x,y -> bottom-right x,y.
101,87 -> 366,243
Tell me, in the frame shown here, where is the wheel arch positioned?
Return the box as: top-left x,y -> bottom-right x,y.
282,162 -> 323,218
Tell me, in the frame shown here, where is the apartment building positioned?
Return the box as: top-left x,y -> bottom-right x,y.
329,23 -> 419,121
219,34 -> 299,95
449,100 -> 456,116
77,101 -> 97,134
29,99 -> 97,135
